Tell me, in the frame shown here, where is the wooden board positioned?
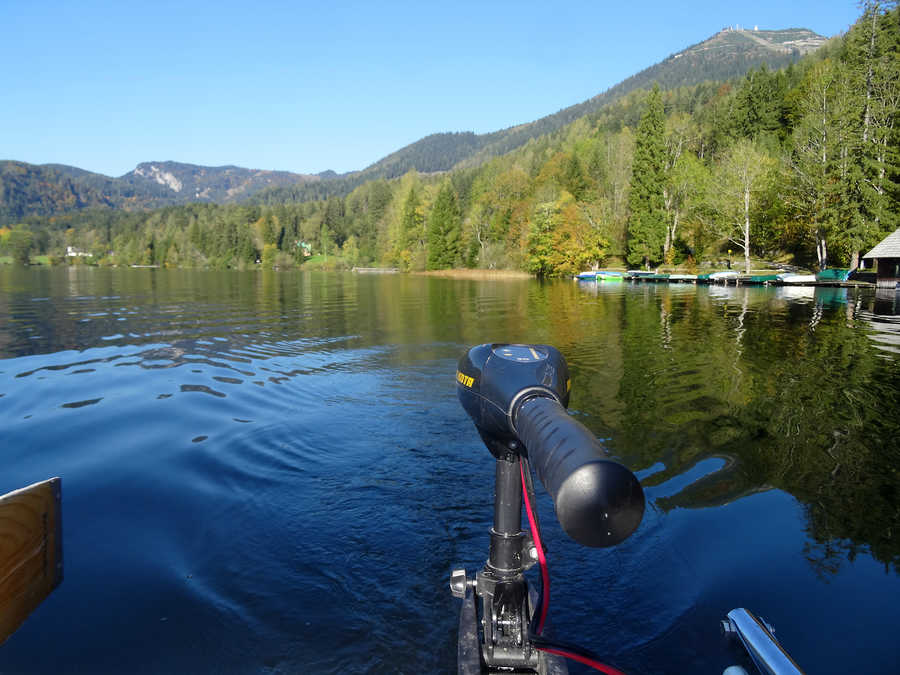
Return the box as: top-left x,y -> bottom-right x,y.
0,477 -> 63,644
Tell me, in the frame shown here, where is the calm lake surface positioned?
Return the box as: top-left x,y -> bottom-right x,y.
1,267 -> 898,674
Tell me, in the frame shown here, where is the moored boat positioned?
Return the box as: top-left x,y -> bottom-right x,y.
576,270 -> 624,281
815,268 -> 851,282
709,271 -> 739,282
748,274 -> 779,284
777,273 -> 817,284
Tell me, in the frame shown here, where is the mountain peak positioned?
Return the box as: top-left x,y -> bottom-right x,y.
678,27 -> 826,60
323,26 -> 827,193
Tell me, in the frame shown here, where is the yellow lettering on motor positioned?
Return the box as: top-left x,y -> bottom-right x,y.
456,371 -> 474,388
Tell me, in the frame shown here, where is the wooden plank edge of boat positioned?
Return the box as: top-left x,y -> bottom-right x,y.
0,477 -> 63,645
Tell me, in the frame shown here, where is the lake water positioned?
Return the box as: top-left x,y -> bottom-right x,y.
0,267 -> 898,674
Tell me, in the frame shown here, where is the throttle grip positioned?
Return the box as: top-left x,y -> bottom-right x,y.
514,395 -> 644,547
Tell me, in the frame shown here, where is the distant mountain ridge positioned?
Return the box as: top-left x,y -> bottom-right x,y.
252,26 -> 827,204
122,161 -> 325,202
0,160 -> 326,223
1,27 -> 827,223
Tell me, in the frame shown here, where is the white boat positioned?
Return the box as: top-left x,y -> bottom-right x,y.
777,273 -> 817,284
709,271 -> 739,280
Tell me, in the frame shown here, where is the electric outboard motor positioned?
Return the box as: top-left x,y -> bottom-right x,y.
457,343 -> 644,547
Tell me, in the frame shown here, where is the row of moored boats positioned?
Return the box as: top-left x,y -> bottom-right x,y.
575,268 -> 853,286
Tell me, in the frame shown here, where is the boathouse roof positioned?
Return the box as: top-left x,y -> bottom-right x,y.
863,227 -> 900,258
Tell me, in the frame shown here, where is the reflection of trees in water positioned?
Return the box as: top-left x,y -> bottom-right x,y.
607,285 -> 900,574
5,270 -> 898,575
738,312 -> 899,574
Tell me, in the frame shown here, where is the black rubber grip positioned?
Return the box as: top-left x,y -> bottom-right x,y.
514,396 -> 644,547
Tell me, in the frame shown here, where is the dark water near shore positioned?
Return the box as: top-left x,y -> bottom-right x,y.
1,267 -> 898,674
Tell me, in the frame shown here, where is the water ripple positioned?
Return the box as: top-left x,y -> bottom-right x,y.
1,269 -> 897,675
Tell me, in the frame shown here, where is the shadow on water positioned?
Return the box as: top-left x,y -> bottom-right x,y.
0,267 -> 898,673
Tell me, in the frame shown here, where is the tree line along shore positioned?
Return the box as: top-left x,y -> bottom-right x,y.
2,3 -> 897,278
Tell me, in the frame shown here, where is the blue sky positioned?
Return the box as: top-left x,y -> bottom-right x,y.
1,1 -> 861,177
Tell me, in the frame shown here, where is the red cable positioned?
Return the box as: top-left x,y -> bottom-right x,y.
535,646 -> 627,675
521,458 -> 627,675
520,458 -> 549,635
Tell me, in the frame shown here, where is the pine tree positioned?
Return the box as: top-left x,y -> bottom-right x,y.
627,85 -> 667,267
562,153 -> 588,200
842,1 -> 900,265
400,187 -> 424,252
426,182 -> 462,269
732,65 -> 787,146
322,196 -> 346,248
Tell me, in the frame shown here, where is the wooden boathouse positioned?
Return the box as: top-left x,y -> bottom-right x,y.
863,228 -> 900,289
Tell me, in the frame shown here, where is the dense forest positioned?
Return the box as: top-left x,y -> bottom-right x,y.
2,2 -> 897,275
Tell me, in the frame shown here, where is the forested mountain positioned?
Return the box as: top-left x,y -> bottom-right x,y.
252,27 -> 826,204
1,25 -> 827,223
0,160 -> 324,224
0,162 -> 117,223
5,4 -> 896,277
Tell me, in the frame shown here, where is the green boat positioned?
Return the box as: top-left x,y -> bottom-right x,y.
816,268 -> 851,282
748,274 -> 779,284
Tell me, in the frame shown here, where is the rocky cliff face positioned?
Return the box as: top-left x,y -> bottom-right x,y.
132,164 -> 184,192
122,161 -> 320,202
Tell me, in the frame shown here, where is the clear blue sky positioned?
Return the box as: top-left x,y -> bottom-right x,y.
1,1 -> 861,177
